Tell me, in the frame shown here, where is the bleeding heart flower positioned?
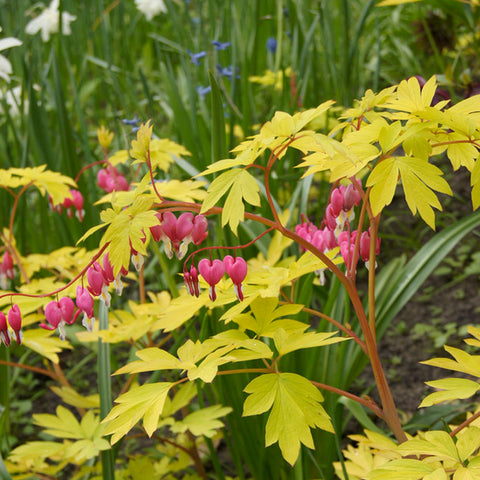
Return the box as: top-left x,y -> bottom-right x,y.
0,251 -> 15,289
103,253 -> 125,295
359,229 -> 381,270
59,297 -> 75,324
198,258 -> 225,301
0,311 -> 11,346
70,190 -> 85,222
7,304 -> 22,344
343,181 -> 362,211
155,212 -> 194,259
223,255 -> 247,301
97,165 -> 129,193
150,211 -> 163,242
190,215 -> 208,245
41,298 -> 74,340
75,285 -> 95,331
87,262 -> 111,306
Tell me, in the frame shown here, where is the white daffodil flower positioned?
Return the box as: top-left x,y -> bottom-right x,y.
25,0 -> 76,42
135,0 -> 167,21
0,27 -> 22,83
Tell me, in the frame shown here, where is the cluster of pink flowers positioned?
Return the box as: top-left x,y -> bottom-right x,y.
295,179 -> 380,274
324,181 -> 362,235
0,251 -> 15,290
338,228 -> 380,271
40,253 -> 125,340
184,255 -> 247,302
97,165 -> 129,193
150,212 -> 208,260
49,189 -> 85,222
0,304 -> 22,346
295,218 -> 337,254
86,253 -> 126,307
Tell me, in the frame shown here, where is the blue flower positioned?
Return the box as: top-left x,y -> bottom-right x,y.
211,40 -> 231,51
266,37 -> 277,53
196,85 -> 211,99
216,64 -> 238,79
122,115 -> 141,132
122,115 -> 140,126
187,50 -> 207,65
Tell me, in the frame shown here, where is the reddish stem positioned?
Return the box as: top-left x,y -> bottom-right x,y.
74,159 -> 106,184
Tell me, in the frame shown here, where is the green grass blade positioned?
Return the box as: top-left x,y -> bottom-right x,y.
97,301 -> 115,480
0,453 -> 12,480
0,347 -> 10,456
208,69 -> 226,164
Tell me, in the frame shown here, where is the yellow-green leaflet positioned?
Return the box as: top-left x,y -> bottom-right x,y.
243,373 -> 333,465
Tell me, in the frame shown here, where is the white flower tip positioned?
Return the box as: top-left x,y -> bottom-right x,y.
82,314 -> 95,332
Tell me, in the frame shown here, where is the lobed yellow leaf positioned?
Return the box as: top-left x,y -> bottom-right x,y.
198,157 -> 252,176
145,138 -> 191,172
170,405 -> 232,438
76,308 -> 155,344
456,426 -> 480,462
33,406 -> 83,439
108,149 -> 129,166
396,431 -> 460,463
471,159 -> 480,210
384,76 -> 437,114
103,382 -> 173,443
243,373 -> 332,465
129,120 -> 153,163
368,156 -> 451,228
7,441 -> 67,467
368,459 -> 435,480
201,169 -> 260,234
151,291 -> 209,332
273,328 -> 349,357
22,327 -> 72,364
50,386 -> 100,409
3,166 -> 77,206
114,348 -> 182,375
162,383 -> 197,417
101,196 -> 159,275
419,378 -> 480,407
422,345 -> 480,378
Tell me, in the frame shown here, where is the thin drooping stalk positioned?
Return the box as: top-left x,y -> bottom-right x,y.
97,300 -> 115,480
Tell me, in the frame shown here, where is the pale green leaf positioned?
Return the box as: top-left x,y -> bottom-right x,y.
273,329 -> 349,356
368,459 -> 435,480
103,382 -> 173,443
50,386 -> 99,409
22,327 -> 72,364
419,378 -> 480,407
221,170 -> 261,234
396,431 -> 459,462
424,468 -> 448,480
456,426 -> 480,461
366,157 -> 399,216
243,373 -> 332,465
33,406 -> 84,439
114,348 -> 182,375
170,405 -> 232,438
422,346 -> 480,378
